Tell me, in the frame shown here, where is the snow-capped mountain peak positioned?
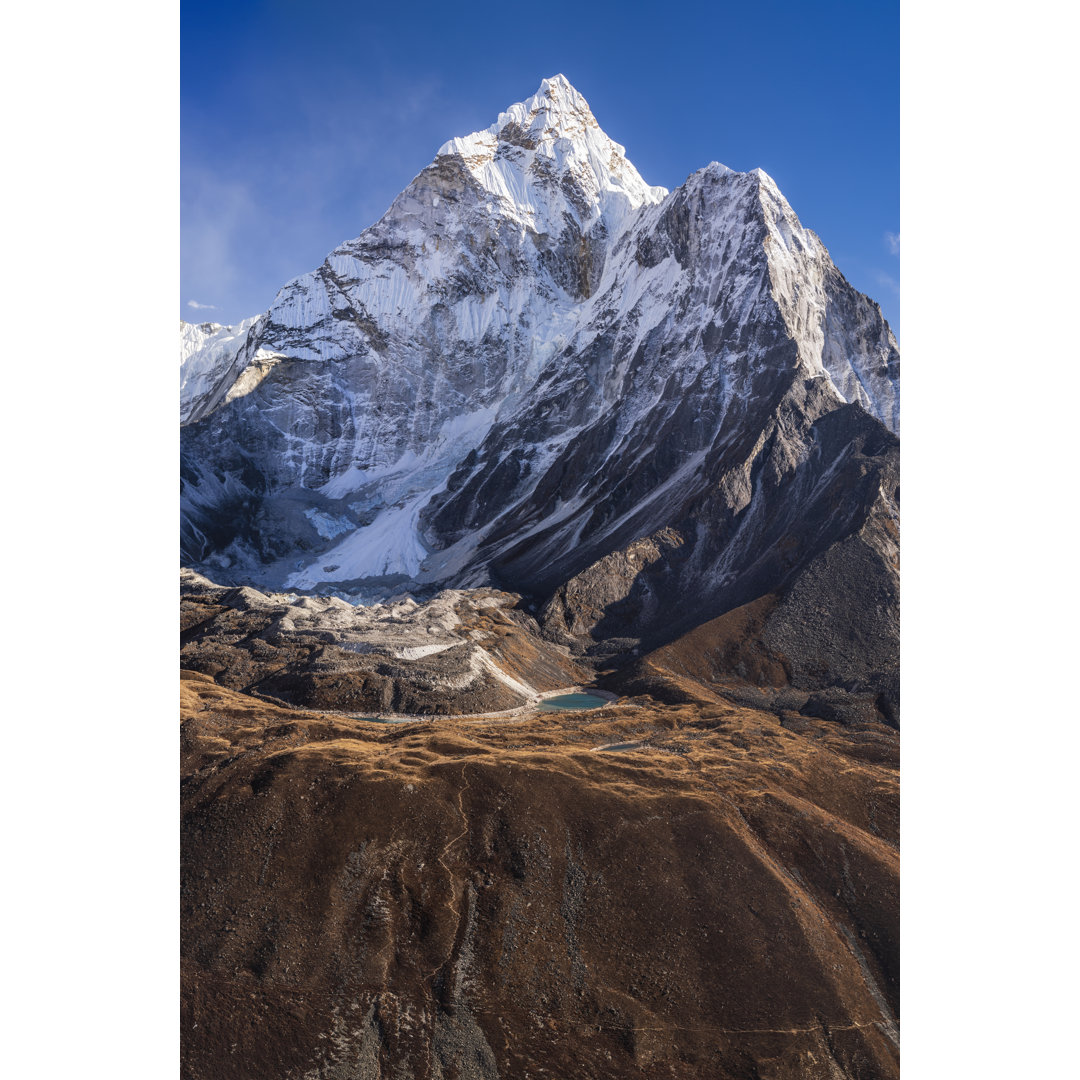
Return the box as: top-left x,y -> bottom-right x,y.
182,77 -> 899,617
436,74 -> 666,238
438,74 -> 598,155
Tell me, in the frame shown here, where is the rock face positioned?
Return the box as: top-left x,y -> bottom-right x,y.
181,673 -> 899,1080
542,398 -> 900,704
180,77 -> 899,681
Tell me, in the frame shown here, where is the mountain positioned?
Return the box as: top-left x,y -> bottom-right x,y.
181,73 -> 899,702
180,76 -> 901,1080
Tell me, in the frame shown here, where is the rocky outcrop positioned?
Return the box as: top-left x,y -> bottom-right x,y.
540,528 -> 686,647
600,499 -> 899,727
180,570 -> 586,716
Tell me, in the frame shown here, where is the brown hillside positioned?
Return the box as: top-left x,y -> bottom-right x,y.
182,671 -> 898,1079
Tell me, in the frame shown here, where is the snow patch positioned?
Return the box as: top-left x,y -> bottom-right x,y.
286,494 -> 431,588
304,508 -> 355,540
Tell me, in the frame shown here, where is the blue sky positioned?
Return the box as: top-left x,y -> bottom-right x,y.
182,0 -> 899,332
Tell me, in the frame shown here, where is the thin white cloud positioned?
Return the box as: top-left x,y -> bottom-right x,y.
874,271 -> 900,295
187,299 -> 218,310
885,231 -> 901,256
181,74 -> 443,320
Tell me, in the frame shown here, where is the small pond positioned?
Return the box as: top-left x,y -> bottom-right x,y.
537,692 -> 611,712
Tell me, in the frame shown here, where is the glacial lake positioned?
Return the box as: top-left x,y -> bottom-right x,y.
538,693 -> 610,712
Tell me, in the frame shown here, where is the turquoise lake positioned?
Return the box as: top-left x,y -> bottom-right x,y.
537,693 -> 610,712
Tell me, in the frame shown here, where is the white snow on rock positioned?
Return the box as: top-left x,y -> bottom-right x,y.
179,317 -> 258,423
182,76 -> 899,594
287,494 -> 431,588
436,73 -> 667,241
